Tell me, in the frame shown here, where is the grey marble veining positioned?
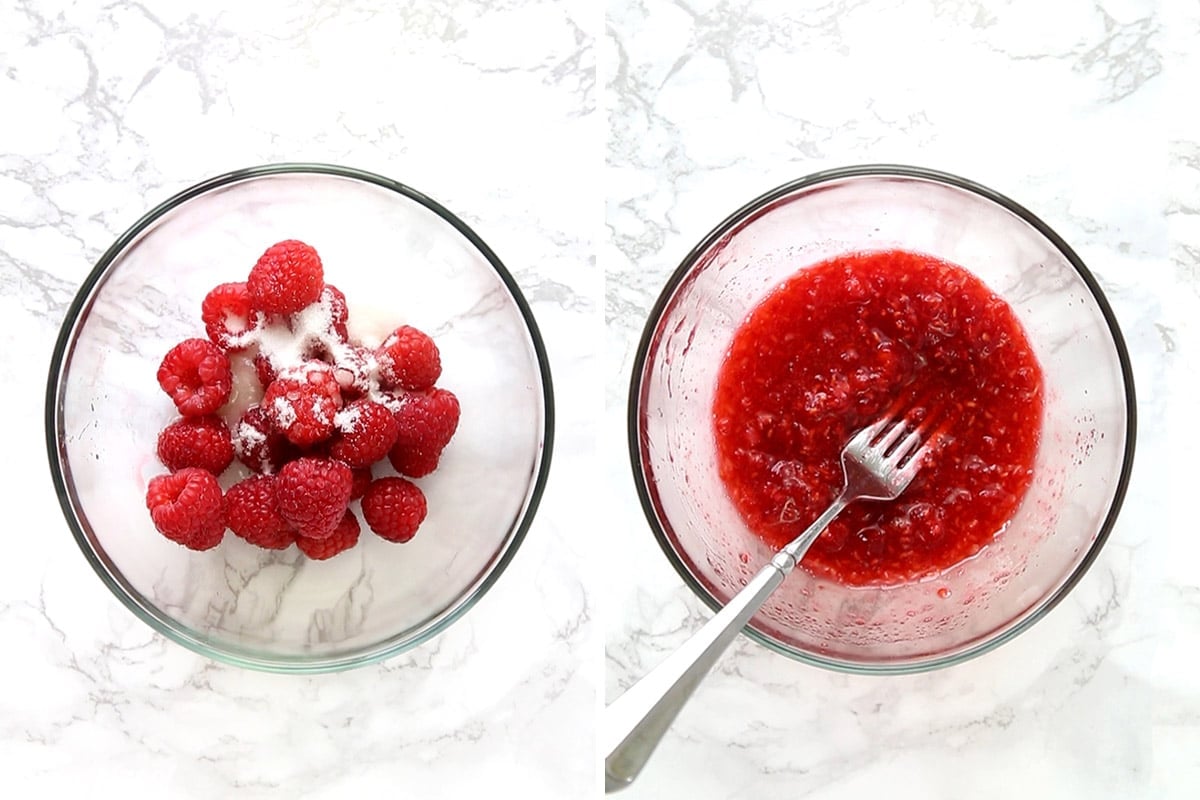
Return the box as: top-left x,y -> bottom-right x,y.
604,0 -> 1195,798
5,0 -> 1200,795
1,0 -> 595,797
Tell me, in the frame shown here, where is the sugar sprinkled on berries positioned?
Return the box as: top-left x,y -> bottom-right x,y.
145,239 -> 457,559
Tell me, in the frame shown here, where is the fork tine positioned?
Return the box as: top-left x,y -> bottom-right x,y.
849,394 -> 912,447
874,417 -> 910,453
848,415 -> 889,448
889,426 -> 924,463
894,414 -> 946,472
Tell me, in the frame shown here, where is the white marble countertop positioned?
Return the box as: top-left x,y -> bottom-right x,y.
4,0 -> 1199,797
0,1 -> 595,797
605,1 -> 1197,799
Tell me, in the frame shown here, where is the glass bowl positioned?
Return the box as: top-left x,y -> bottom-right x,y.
45,164 -> 554,673
629,164 -> 1136,674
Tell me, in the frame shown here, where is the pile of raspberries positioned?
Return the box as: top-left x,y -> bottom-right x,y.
145,239 -> 460,560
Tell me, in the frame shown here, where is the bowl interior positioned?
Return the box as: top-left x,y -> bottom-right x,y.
49,167 -> 551,671
634,169 -> 1133,671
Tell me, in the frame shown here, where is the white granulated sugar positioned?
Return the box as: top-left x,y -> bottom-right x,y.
224,311 -> 268,350
312,398 -> 333,423
227,292 -> 340,374
374,396 -> 399,412
334,404 -> 363,433
234,422 -> 266,457
256,317 -> 311,374
355,350 -> 412,411
223,309 -> 250,336
217,287 -> 416,413
273,396 -> 297,428
278,362 -> 311,382
372,389 -> 405,413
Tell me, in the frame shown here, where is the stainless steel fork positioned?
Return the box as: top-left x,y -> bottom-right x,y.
604,407 -> 942,792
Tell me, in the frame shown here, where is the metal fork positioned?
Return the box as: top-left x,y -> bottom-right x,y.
604,407 -> 941,793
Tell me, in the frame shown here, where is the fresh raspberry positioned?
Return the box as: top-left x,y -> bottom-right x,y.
201,282 -> 255,350
276,457 -> 353,539
329,400 -> 399,468
247,239 -> 324,315
323,284 -> 349,340
262,361 -> 343,447
349,466 -> 372,500
156,415 -> 234,474
296,511 -> 360,560
157,338 -> 232,417
362,477 -> 427,542
329,344 -> 375,400
376,325 -> 441,391
225,475 -> 294,549
387,388 -> 460,478
145,468 -> 225,551
232,405 -> 300,474
254,353 -> 278,388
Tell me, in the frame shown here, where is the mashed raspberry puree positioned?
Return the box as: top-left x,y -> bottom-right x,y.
713,250 -> 1043,586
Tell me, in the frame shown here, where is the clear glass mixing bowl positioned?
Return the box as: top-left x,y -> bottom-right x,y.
629,165 -> 1136,673
46,164 -> 554,673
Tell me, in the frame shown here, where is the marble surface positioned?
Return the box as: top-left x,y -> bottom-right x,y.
605,1 -> 1197,799
1,1 -> 595,797
5,0 -> 1199,796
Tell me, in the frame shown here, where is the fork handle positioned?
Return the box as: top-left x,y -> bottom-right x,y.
604,560 -> 785,792
603,493 -> 851,792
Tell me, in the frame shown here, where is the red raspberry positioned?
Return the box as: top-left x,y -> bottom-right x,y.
262,362 -> 343,447
296,511 -> 360,560
225,475 -> 294,549
329,344 -> 375,400
156,415 -> 234,474
349,466 -> 372,500
276,457 -> 353,539
323,284 -> 349,340
254,353 -> 278,388
201,282 -> 255,350
387,388 -> 460,478
157,338 -> 232,416
232,405 -> 299,474
247,239 -> 324,315
145,468 -> 225,551
329,399 -> 399,468
361,477 -> 427,543
376,325 -> 441,391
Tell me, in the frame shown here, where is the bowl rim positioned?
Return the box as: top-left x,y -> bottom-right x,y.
626,163 -> 1138,674
43,162 -> 556,673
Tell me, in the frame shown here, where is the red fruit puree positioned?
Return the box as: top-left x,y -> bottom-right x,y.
713,250 -> 1044,586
